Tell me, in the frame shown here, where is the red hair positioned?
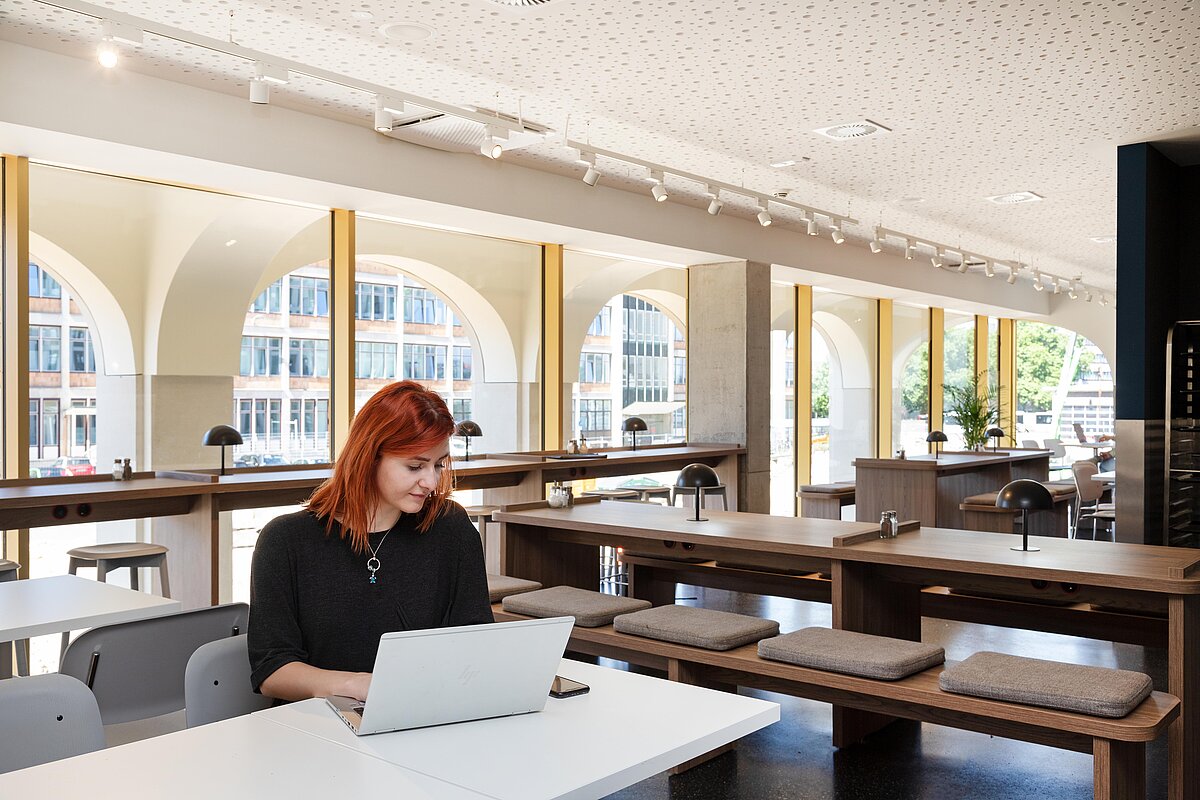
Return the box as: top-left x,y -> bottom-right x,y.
308,380 -> 456,553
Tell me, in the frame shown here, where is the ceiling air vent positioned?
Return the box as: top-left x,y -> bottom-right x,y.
482,0 -> 563,6
380,105 -> 550,155
985,191 -> 1044,205
812,120 -> 892,140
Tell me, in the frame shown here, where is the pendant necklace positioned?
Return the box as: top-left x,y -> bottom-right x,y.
366,528 -> 392,585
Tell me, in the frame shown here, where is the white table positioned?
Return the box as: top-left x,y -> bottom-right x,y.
0,574 -> 179,641
1091,472 -> 1117,484
0,709 -> 488,799
0,659 -> 779,799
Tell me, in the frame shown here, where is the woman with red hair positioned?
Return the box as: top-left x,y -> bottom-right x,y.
248,380 -> 492,702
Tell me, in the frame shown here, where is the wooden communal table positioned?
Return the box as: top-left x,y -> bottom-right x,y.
853,449 -> 1052,529
0,444 -> 742,610
493,502 -> 1200,800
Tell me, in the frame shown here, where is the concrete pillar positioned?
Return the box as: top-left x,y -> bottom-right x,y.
687,260 -> 771,512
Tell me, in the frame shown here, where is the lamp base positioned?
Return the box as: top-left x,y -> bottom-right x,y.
686,517 -> 709,522
1010,545 -> 1041,552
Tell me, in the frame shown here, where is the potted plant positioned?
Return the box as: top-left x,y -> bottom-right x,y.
944,371 -> 1001,450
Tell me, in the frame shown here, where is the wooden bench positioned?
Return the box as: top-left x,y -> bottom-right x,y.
494,603 -> 1179,799
798,482 -> 856,519
959,484 -> 1076,537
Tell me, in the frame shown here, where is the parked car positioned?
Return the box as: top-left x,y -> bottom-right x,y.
52,456 -> 96,476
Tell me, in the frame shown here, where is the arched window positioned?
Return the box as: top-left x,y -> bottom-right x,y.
1015,321 -> 1112,444
574,293 -> 686,448
28,261 -> 100,475
235,261 -> 331,466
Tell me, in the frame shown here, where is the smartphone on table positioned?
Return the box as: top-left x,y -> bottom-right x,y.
549,675 -> 590,698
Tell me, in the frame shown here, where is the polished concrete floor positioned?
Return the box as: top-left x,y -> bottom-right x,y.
600,585 -> 1168,800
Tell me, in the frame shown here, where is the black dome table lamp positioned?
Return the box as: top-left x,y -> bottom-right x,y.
202,425 -> 243,476
676,463 -> 721,522
926,430 -> 948,459
986,426 -> 1006,451
455,420 -> 482,462
996,479 -> 1053,552
622,416 -> 648,451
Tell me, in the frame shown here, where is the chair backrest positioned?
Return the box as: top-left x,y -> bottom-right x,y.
1071,460 -> 1103,503
0,673 -> 104,773
60,602 -> 249,725
1020,439 -> 1040,449
1073,422 -> 1088,443
1043,439 -> 1067,459
185,634 -> 272,727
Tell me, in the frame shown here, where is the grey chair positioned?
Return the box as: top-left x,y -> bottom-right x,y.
60,602 -> 248,725
184,634 -> 272,727
1020,439 -> 1041,449
0,673 -> 104,773
0,559 -> 29,678
1071,460 -> 1115,539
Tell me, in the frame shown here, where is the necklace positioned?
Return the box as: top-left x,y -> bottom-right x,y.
365,528 -> 392,585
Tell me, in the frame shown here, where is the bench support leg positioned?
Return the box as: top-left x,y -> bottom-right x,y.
666,658 -> 737,775
628,564 -> 678,607
1094,739 -> 1145,800
831,560 -> 922,748
1169,594 -> 1199,800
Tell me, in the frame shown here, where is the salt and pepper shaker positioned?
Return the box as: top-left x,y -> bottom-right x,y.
122,458 -> 133,480
879,510 -> 899,538
896,449 -> 906,460
112,459 -> 124,480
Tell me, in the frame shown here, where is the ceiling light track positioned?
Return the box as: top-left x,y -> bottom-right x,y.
564,139 -> 856,230
870,227 -> 1109,304
36,0 -> 535,143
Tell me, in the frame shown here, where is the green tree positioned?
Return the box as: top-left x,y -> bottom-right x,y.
1016,323 -> 1071,411
812,360 -> 829,418
900,342 -> 930,415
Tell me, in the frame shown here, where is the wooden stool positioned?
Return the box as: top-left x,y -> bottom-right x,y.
0,559 -> 29,678
635,486 -> 673,505
671,484 -> 728,510
61,543 -> 170,662
798,482 -> 856,519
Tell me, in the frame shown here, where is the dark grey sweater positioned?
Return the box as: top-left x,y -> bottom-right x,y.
247,504 -> 493,692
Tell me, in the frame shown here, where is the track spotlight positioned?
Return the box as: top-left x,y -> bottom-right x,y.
97,37 -> 119,68
756,205 -> 773,227
373,98 -> 393,131
96,20 -> 142,69
869,237 -> 883,254
1099,294 -> 1109,306
1007,266 -> 1019,284
1068,281 -> 1078,300
806,216 -> 819,236
1052,278 -> 1062,294
983,260 -> 996,278
1084,289 -> 1093,302
904,239 -> 916,260
931,248 -> 945,269
648,170 -> 668,202
1033,271 -> 1045,291
250,77 -> 271,104
957,255 -> 972,274
578,152 -> 601,186
831,224 -> 845,245
480,125 -> 506,159
706,187 -> 723,215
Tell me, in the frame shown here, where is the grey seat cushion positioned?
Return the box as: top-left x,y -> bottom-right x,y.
501,586 -> 650,627
485,574 -> 542,603
758,627 -> 945,680
939,651 -> 1153,718
613,605 -> 779,651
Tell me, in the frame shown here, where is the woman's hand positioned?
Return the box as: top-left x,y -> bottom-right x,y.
335,672 -> 373,701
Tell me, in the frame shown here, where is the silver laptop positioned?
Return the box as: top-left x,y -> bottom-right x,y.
326,616 -> 573,735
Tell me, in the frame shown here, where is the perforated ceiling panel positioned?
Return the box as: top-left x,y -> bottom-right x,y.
4,0 -> 1199,291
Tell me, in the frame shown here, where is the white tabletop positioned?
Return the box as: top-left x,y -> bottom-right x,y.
0,658 -> 778,800
262,658 -> 778,800
1091,472 -> 1117,483
0,709 -> 488,799
0,574 -> 179,640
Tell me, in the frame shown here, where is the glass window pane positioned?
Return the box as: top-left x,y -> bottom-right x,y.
893,304 -> 930,457
770,284 -> 796,516
812,292 -> 877,483
943,311 -> 976,450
